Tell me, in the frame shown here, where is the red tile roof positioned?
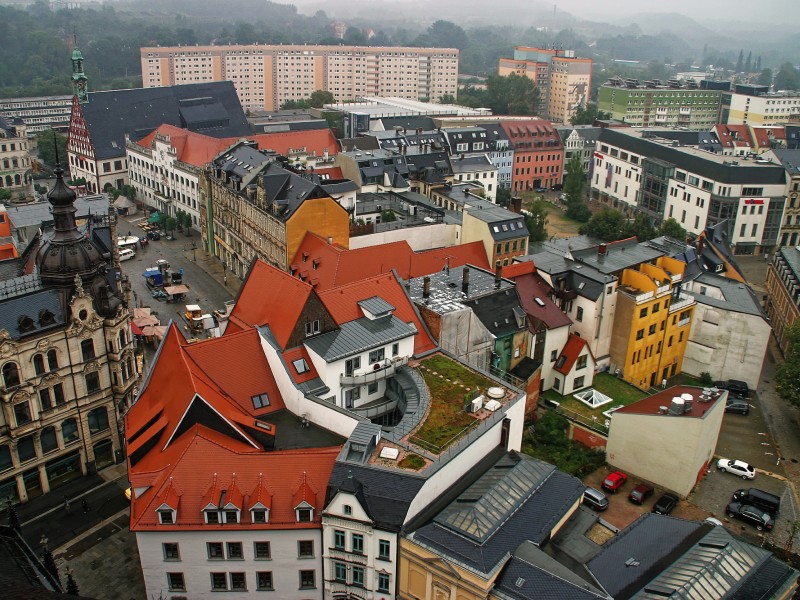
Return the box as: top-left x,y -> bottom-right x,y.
318,273 -> 437,355
615,386 -> 725,417
282,346 -> 321,385
291,232 -> 490,291
554,333 -> 591,375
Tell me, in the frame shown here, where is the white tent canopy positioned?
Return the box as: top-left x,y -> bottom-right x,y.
574,388 -> 613,409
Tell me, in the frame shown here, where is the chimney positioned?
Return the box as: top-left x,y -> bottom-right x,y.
510,196 -> 522,212
462,266 -> 470,294
327,236 -> 333,245
495,264 -> 502,289
423,276 -> 431,299
598,243 -> 607,256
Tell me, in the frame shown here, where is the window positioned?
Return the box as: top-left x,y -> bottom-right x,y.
158,510 -> 174,524
352,566 -> 365,587
163,543 -> 180,560
208,542 -> 224,559
88,407 -> 109,434
211,572 -> 227,591
297,507 -> 312,522
14,401 -> 32,426
34,354 -> 45,375
230,572 -> 246,591
47,349 -> 59,371
367,381 -> 378,394
224,510 -> 239,524
345,356 -> 361,376
652,302 -> 660,313
576,307 -> 583,322
298,540 -> 314,557
2,362 -> 20,388
378,572 -> 391,593
305,320 -> 320,336
167,573 -> 185,592
80,339 -> 96,361
648,324 -> 656,335
573,376 -> 585,390
252,509 -> 267,523
352,533 -> 364,554
41,427 -> 58,454
576,355 -> 587,370
17,436 -> 35,462
334,562 -> 347,582
635,329 -> 644,340
252,393 -> 270,409
343,504 -> 352,516
368,348 -> 385,364
227,542 -> 243,559
334,529 -> 345,549
299,570 -> 316,589
205,510 -> 220,524
550,350 -> 558,362
639,307 -> 648,318
292,359 -> 309,374
85,371 -> 100,394
392,342 -> 399,357
256,571 -> 273,591
379,539 -> 391,560
254,541 -> 271,559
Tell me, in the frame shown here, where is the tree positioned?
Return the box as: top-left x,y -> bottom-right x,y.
308,89 -> 335,108
736,50 -> 744,73
627,212 -> 656,242
0,189 -> 11,201
414,20 -> 468,50
524,202 -> 548,242
165,216 -> 177,236
495,187 -> 511,208
380,209 -> 397,223
570,102 -> 611,125
757,68 -> 773,87
775,62 -> 800,91
659,218 -> 687,240
35,129 -> 68,168
776,320 -> 800,407
439,94 -> 457,104
563,153 -> 591,222
484,73 -> 540,115
583,208 -> 628,241
744,51 -> 752,73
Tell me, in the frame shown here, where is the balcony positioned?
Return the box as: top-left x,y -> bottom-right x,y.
340,356 -> 408,386
350,396 -> 399,420
328,548 -> 368,565
668,293 -> 695,314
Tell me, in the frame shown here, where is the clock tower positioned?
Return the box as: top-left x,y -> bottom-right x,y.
71,44 -> 88,104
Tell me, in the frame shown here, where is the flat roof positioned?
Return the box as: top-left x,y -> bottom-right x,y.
615,385 -> 725,418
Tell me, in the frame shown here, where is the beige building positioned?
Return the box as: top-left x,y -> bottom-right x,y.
727,91 -> 800,126
141,45 -> 460,111
765,247 -> 800,355
0,117 -> 32,199
605,386 -> 726,497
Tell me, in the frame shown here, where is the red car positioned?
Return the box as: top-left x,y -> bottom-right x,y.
602,470 -> 628,493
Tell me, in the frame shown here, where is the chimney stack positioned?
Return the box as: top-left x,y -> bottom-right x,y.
598,243 -> 607,256
423,276 -> 431,299
495,264 -> 502,289
462,266 -> 470,294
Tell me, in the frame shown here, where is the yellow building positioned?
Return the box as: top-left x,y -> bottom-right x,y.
610,256 -> 696,388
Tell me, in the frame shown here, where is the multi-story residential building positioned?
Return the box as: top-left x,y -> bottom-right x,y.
762,148 -> 800,247
450,154 -> 497,201
725,87 -> 800,126
460,199 -> 528,267
141,45 -> 460,111
597,77 -> 725,130
591,127 -> 787,254
200,142 -> 350,277
480,123 -> 513,189
609,256 -> 696,388
0,117 -> 32,199
126,124 -> 340,230
0,167 -> 135,505
556,125 -> 601,178
0,95 -> 73,137
765,247 -> 800,355
500,119 -> 564,192
498,47 -> 592,124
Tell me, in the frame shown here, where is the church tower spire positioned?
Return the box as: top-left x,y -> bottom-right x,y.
71,34 -> 88,104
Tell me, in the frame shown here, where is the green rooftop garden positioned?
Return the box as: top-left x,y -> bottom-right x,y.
411,354 -> 499,452
543,372 -> 648,421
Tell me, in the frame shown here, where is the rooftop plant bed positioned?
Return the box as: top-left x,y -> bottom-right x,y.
413,354 -> 498,451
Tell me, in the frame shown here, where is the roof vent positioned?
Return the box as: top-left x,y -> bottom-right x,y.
515,577 -> 525,588
625,558 -> 641,568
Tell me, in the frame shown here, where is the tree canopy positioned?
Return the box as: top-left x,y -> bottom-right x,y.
776,321 -> 800,407
35,129 -> 68,169
583,209 -> 628,241
570,102 -> 611,125
563,154 -> 591,222
659,218 -> 687,241
524,202 -> 548,242
775,62 -> 800,91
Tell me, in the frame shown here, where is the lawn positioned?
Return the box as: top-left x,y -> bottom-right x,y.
412,355 -> 497,451
546,372 -> 648,420
522,196 -> 584,238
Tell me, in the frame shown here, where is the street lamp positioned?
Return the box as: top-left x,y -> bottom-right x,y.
191,240 -> 197,263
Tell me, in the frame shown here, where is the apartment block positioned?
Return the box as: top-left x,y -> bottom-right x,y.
141,45 -> 459,111
0,117 -> 32,197
725,88 -> 800,126
762,148 -> 800,246
498,47 -> 592,124
597,77 -> 724,130
765,247 -> 800,355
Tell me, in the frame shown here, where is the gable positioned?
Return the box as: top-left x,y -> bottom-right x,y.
328,490 -> 371,523
285,290 -> 339,350
167,394 -> 258,451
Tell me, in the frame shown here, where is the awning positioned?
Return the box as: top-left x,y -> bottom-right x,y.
133,315 -> 159,327
164,284 -> 190,295
130,322 -> 143,336
141,325 -> 167,339
148,212 -> 161,224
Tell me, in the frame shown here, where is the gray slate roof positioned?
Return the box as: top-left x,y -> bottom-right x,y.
6,195 -> 111,229
463,287 -> 525,338
570,238 -> 666,275
81,82 -> 251,159
0,286 -> 67,340
304,314 -> 415,362
688,272 -> 767,317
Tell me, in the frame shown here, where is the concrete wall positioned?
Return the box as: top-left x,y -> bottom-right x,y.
347,222 -> 460,252
683,303 -> 770,389
605,396 -> 725,497
136,528 -> 323,599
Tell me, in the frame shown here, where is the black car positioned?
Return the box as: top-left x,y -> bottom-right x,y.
652,492 -> 679,515
725,397 -> 750,415
715,379 -> 749,396
726,502 -> 774,531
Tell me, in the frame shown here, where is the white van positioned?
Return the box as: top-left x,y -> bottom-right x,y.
119,248 -> 136,262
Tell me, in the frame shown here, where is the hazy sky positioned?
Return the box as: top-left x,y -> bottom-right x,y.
555,0 -> 795,23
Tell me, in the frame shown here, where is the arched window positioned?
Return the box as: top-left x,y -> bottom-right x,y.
41,427 -> 58,454
87,407 -> 109,435
47,349 -> 58,371
33,354 -> 45,375
2,362 -> 20,388
61,418 -> 79,444
118,329 -> 127,349
81,339 -> 95,361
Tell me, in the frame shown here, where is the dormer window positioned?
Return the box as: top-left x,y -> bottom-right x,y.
251,508 -> 269,523
305,320 -> 320,336
293,359 -> 309,374
157,507 -> 176,524
296,504 -> 313,522
252,393 -> 270,409
224,510 -> 239,524
204,509 -> 220,524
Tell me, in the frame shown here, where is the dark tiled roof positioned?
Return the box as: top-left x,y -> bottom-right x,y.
260,162 -> 340,222
463,287 -> 525,337
326,463 -> 425,531
379,116 -> 436,131
571,238 -> 665,275
303,314 -> 415,361
81,82 -> 250,159
0,287 -> 66,340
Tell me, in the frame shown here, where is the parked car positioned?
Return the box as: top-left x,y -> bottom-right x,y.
717,459 -> 756,479
714,380 -> 749,396
582,487 -> 609,512
726,502 -> 774,531
118,248 -> 135,262
534,187 -> 548,193
652,492 -> 679,515
704,517 -> 724,527
602,470 -> 628,493
732,488 -> 780,516
628,483 -> 654,505
725,397 -> 750,415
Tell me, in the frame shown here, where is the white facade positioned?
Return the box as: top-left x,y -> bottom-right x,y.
539,324 -> 571,391
452,157 -> 498,202
347,222 -> 459,252
727,92 -> 800,126
136,528 -> 323,599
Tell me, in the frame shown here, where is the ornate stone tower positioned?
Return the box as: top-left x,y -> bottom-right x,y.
71,42 -> 88,104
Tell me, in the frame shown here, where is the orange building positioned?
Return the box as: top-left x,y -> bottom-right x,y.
0,204 -> 18,259
500,119 -> 564,192
610,256 -> 697,388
